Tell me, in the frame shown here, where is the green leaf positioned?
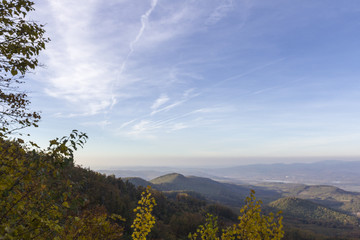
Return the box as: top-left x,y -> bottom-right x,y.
10,67 -> 18,76
62,201 -> 70,208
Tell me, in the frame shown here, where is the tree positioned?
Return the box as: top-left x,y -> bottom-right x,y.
0,0 -> 49,136
59,206 -> 124,240
0,131 -> 88,239
0,128 -> 159,239
189,190 -> 284,240
131,186 -> 157,240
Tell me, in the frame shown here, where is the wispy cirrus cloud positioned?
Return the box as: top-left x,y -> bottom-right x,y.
39,0 -> 161,116
150,100 -> 185,116
205,0 -> 234,25
120,0 -> 158,73
150,89 -> 199,116
81,120 -> 111,129
36,0 -> 253,133
40,0 -> 121,115
117,88 -> 198,132
169,123 -> 188,131
151,94 -> 170,110
127,120 -> 156,139
119,103 -> 234,139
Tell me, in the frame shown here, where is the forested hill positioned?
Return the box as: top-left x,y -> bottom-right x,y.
284,185 -> 360,213
269,197 -> 360,239
269,197 -> 358,226
128,173 -> 281,206
60,167 -> 238,239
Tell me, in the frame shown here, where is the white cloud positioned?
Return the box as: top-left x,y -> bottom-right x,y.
151,94 -> 170,110
206,0 -> 234,25
118,103 -> 233,139
120,119 -> 138,129
132,120 -> 152,132
193,106 -> 234,114
35,0 -> 251,121
130,0 -> 158,53
81,120 -> 111,128
39,0 -> 161,116
120,0 -> 158,73
150,100 -> 185,116
150,89 -> 199,116
170,123 -> 188,131
126,120 -> 158,139
40,0 -> 121,115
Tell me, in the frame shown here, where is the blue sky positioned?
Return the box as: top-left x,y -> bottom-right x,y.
25,0 -> 360,167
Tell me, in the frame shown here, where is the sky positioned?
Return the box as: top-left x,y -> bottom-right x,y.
23,0 -> 360,168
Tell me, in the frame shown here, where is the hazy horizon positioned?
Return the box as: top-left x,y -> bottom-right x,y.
90,158 -> 360,170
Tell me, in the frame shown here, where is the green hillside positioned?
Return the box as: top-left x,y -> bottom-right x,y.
286,185 -> 360,213
150,173 -> 248,206
270,197 -> 358,226
124,177 -> 153,188
150,173 -> 186,184
149,173 -> 282,206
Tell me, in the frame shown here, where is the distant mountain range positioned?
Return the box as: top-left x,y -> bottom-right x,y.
99,160 -> 360,191
208,160 -> 360,186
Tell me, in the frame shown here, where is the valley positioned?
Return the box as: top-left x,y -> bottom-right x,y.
100,160 -> 360,239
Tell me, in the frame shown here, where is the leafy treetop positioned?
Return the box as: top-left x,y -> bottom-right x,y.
189,190 -> 284,240
0,0 -> 49,136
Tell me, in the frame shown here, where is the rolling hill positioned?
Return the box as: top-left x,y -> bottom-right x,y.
151,173 -> 248,206
124,177 -> 153,187
127,173 -> 281,206
284,185 -> 360,214
269,197 -> 358,226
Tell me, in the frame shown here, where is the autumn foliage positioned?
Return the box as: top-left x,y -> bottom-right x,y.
189,190 -> 284,240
